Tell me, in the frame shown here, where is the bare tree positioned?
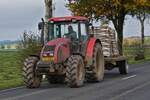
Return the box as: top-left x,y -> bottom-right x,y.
135,9 -> 150,59
136,12 -> 146,47
135,6 -> 150,48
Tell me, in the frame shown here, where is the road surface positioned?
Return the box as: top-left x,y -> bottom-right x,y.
0,62 -> 150,100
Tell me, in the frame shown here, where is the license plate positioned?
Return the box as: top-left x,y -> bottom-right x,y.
42,57 -> 54,62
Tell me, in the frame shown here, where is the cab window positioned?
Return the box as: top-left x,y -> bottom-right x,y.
80,23 -> 87,40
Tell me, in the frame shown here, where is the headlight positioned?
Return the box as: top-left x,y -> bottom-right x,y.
41,45 -> 55,58
49,51 -> 54,56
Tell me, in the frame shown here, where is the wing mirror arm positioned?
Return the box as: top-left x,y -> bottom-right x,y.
38,18 -> 45,45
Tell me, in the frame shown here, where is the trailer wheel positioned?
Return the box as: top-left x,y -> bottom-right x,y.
117,60 -> 128,75
47,75 -> 65,84
86,43 -> 104,82
23,57 -> 42,88
66,55 -> 85,88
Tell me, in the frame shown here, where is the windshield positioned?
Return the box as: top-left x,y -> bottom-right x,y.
49,23 -> 78,40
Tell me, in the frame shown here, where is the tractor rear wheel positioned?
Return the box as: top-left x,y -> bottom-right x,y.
23,56 -> 42,88
47,75 -> 65,84
66,55 -> 85,88
86,43 -> 104,82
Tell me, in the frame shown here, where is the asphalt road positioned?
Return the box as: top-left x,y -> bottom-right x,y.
0,62 -> 150,100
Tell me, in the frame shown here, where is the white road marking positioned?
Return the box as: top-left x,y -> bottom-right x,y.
1,89 -> 51,100
110,81 -> 150,100
122,75 -> 137,80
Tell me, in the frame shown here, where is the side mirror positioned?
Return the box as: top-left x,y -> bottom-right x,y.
38,18 -> 45,30
38,22 -> 44,30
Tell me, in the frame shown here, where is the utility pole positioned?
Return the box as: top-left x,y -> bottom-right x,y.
44,0 -> 53,42
52,0 -> 56,17
45,0 -> 53,21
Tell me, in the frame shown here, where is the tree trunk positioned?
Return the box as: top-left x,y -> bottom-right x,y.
110,0 -> 126,56
112,15 -> 125,56
44,0 -> 53,42
139,17 -> 145,59
135,17 -> 145,60
140,20 -> 145,47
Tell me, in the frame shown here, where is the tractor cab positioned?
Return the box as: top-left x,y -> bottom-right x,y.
41,16 -> 90,56
47,16 -> 89,42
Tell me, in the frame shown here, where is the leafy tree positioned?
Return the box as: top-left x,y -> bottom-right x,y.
68,0 -> 150,55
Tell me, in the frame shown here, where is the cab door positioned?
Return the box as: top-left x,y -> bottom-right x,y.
79,22 -> 88,56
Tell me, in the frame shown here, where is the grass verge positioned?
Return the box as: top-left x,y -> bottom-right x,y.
0,50 -> 23,90
124,47 -> 150,64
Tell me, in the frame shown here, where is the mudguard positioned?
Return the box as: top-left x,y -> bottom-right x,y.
86,38 -> 101,66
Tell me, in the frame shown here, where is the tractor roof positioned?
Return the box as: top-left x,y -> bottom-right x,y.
48,16 -> 88,22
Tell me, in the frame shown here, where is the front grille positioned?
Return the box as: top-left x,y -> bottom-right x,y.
44,45 -> 55,52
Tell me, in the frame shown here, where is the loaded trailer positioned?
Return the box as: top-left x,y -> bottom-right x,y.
91,25 -> 128,74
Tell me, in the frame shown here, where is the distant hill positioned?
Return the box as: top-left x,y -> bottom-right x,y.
0,40 -> 19,45
125,36 -> 150,39
0,40 -> 20,50
124,36 -> 150,46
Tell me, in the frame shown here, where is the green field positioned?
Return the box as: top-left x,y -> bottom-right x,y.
0,50 -> 23,90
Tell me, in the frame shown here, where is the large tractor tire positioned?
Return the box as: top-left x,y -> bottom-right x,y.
117,60 -> 128,75
86,43 -> 105,82
47,75 -> 65,84
66,55 -> 85,88
23,56 -> 42,88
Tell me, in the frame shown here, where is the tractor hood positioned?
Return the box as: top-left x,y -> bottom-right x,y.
41,38 -> 71,64
46,38 -> 70,46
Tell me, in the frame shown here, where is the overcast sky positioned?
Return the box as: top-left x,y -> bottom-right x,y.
0,0 -> 149,41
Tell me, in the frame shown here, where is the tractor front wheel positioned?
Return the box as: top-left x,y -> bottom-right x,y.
66,55 -> 85,88
23,56 -> 42,88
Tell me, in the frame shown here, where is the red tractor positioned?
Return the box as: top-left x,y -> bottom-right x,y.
23,16 -> 128,88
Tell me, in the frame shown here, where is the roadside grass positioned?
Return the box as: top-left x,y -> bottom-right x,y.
123,36 -> 150,64
0,50 -> 23,90
124,47 -> 150,64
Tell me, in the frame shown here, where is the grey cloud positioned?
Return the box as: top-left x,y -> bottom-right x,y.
0,0 -> 44,40
0,0 -> 149,40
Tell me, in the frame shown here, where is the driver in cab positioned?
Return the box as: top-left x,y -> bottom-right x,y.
65,25 -> 77,41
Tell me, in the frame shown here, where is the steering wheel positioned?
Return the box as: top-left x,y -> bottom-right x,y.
63,33 -> 69,38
